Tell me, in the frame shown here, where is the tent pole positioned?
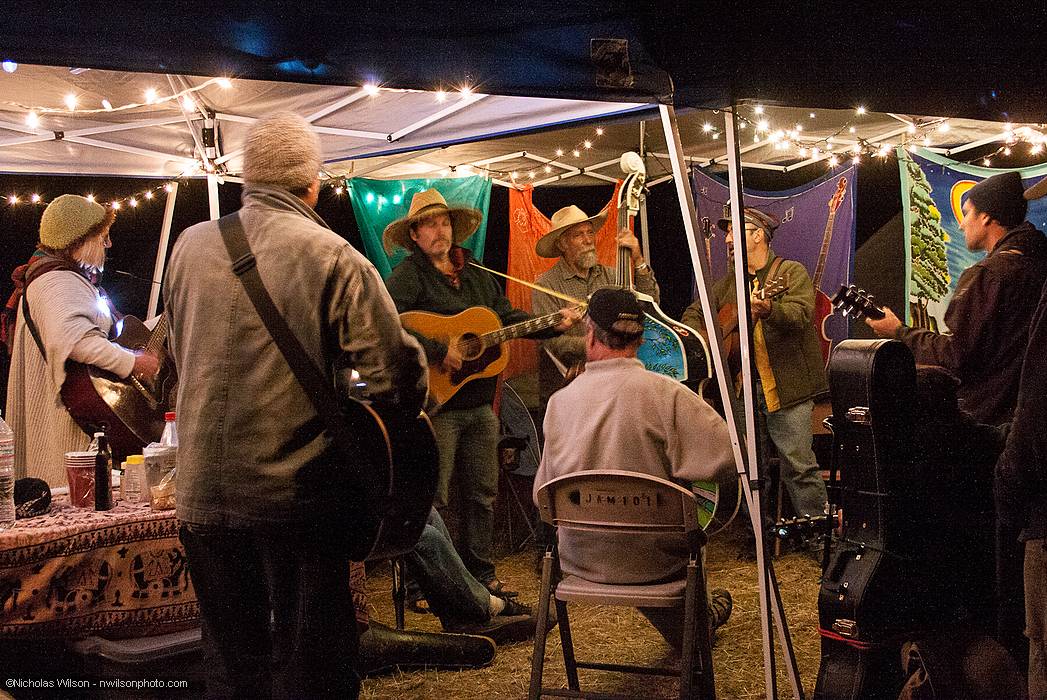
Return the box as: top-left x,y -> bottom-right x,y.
147,181 -> 179,319
207,174 -> 220,220
723,103 -> 806,700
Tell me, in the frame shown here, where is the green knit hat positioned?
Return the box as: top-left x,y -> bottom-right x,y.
39,194 -> 108,250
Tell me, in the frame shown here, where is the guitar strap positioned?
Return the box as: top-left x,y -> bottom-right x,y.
215,212 -> 359,458
20,291 -> 48,363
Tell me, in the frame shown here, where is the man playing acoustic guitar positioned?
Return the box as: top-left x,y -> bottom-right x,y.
681,207 -> 828,545
384,189 -> 579,598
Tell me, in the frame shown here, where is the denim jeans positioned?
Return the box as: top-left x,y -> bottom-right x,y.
735,382 -> 827,520
407,508 -> 492,628
179,523 -> 359,699
431,405 -> 500,583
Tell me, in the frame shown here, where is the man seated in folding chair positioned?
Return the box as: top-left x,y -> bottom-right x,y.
534,287 -> 736,652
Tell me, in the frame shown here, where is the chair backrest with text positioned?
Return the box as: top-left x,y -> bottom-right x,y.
535,470 -> 705,563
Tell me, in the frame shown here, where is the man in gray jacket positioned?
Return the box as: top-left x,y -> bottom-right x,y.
164,112 -> 427,698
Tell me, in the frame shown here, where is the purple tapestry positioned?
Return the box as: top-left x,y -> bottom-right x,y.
690,166 -> 857,360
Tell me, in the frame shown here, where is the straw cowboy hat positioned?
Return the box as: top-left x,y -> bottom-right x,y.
535,205 -> 609,258
382,188 -> 483,254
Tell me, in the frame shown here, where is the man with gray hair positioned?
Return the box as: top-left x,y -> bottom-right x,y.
164,112 -> 427,698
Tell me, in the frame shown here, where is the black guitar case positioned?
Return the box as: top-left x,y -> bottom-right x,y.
814,340 -> 1000,700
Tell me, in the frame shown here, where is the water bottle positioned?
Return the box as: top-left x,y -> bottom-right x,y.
94,431 -> 113,511
160,412 -> 178,447
0,410 -> 15,529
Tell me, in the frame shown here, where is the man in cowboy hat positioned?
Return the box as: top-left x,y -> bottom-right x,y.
681,207 -> 828,549
385,188 -> 579,598
531,204 -> 658,406
4,194 -> 160,488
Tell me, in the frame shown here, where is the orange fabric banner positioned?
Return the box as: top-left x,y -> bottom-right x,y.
503,183 -> 624,379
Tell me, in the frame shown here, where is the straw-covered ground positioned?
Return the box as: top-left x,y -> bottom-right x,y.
360,522 -> 823,699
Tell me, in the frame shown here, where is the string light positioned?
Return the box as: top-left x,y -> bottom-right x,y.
435,90 -> 447,102
30,193 -> 40,203
144,88 -> 158,104
363,83 -> 380,96
101,99 -> 113,111
855,106 -> 867,115
25,110 -> 39,128
63,94 -> 78,111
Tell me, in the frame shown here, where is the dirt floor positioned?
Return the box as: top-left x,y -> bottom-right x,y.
359,521 -> 823,699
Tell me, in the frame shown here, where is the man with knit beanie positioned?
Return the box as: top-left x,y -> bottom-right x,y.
866,170 -> 1047,426
4,194 -> 159,487
866,170 -> 1047,670
164,112 -> 427,698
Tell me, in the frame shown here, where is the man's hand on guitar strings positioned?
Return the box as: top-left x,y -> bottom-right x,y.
131,350 -> 160,382
440,345 -> 464,372
553,306 -> 583,333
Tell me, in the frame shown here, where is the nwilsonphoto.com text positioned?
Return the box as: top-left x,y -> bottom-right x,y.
6,677 -> 191,690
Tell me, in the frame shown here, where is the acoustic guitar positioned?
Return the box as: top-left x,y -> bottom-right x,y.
812,177 -> 849,364
400,306 -> 577,408
61,313 -> 177,461
716,275 -> 789,379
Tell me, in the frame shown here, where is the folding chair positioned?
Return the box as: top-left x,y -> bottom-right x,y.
528,470 -> 715,700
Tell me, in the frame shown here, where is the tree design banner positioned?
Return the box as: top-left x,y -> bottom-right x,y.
898,148 -> 1047,332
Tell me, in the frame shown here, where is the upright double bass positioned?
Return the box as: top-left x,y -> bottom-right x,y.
615,152 -> 737,532
616,151 -> 711,394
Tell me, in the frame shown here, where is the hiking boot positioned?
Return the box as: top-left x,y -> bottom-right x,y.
708,588 -> 733,633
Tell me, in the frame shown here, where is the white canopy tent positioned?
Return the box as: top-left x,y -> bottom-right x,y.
1,59 -> 1036,698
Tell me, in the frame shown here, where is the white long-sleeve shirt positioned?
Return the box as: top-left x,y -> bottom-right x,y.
535,356 -> 734,583
6,270 -> 135,486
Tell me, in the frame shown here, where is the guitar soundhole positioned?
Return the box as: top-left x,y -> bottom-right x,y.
457,332 -> 483,361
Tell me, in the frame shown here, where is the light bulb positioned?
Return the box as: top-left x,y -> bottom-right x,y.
182,96 -> 196,111
144,88 -> 158,104
856,106 -> 867,115
111,201 -> 121,210
25,110 -> 39,128
544,165 -> 552,173
164,183 -> 174,193
144,191 -> 154,199
363,83 -> 380,96
702,123 -> 713,133
572,150 -> 580,157
30,193 -> 40,203
1,60 -> 16,73
583,140 -> 592,149
595,127 -> 604,136
102,99 -> 113,111
435,90 -> 447,102
217,78 -> 233,89
938,122 -> 951,133
8,195 -> 17,204
754,105 -> 764,114
460,86 -> 473,97
64,94 -> 78,110
555,148 -> 564,157
86,194 -> 95,202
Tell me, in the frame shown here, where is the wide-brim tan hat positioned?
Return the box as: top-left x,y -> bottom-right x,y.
382,188 -> 483,254
535,205 -> 609,258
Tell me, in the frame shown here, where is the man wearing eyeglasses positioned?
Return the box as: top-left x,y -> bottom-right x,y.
681,207 -> 828,551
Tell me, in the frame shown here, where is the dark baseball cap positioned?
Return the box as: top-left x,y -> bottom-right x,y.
587,287 -> 645,335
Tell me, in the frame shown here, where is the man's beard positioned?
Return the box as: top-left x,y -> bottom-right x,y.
574,249 -> 598,270
75,238 -> 106,272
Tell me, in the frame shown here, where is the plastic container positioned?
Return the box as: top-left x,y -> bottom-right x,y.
0,410 -> 14,529
160,412 -> 177,447
121,455 -> 146,503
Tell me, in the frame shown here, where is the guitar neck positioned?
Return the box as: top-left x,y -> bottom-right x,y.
812,210 -> 837,288
480,311 -> 565,347
143,313 -> 168,354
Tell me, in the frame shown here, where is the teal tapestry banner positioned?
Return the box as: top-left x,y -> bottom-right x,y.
348,176 -> 492,278
898,147 -> 1047,331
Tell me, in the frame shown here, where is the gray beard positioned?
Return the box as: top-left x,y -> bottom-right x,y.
575,249 -> 598,270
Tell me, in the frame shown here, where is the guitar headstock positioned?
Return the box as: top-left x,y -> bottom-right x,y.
828,176 -> 848,214
831,284 -> 885,320
758,276 -> 789,301
617,151 -> 647,217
